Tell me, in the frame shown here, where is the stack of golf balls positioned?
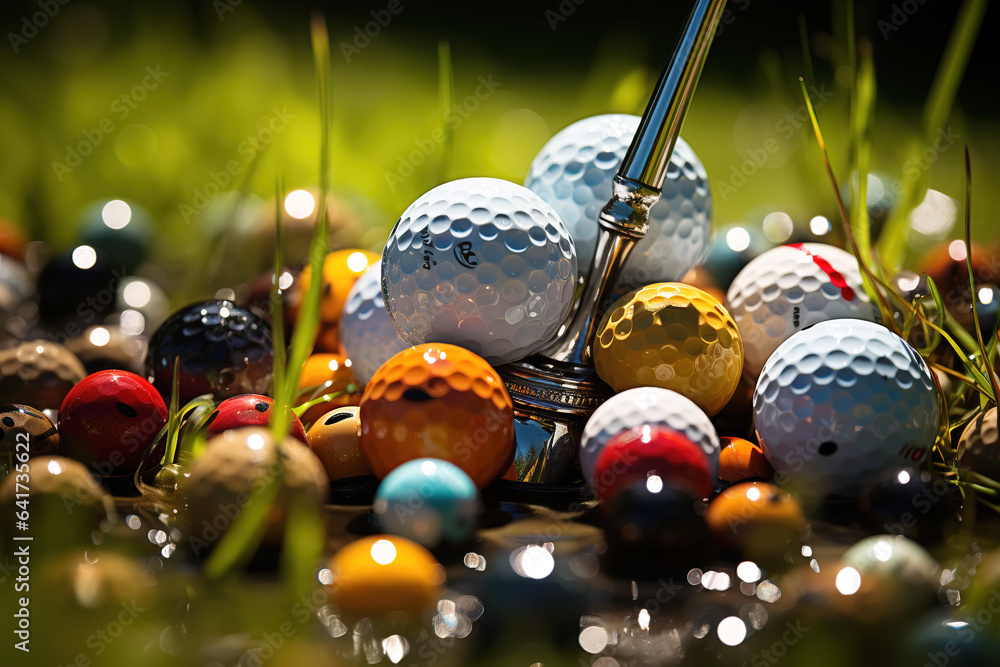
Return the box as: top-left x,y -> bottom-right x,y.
525,113 -> 711,286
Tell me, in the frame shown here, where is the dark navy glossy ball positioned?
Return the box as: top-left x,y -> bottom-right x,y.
145,300 -> 273,405
857,467 -> 958,546
36,251 -> 120,331
603,482 -> 708,578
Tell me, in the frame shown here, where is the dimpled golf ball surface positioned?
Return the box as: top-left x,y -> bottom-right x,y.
594,283 -> 743,415
726,242 -> 876,379
339,260 -> 409,386
754,319 -> 939,498
373,458 -> 479,547
145,300 -> 273,404
524,114 -> 710,285
381,177 -> 577,365
359,343 -> 514,488
580,386 -> 719,488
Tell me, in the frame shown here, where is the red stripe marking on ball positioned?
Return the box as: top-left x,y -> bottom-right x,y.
788,243 -> 856,301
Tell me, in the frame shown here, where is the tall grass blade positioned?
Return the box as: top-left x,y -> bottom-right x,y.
877,0 -> 988,270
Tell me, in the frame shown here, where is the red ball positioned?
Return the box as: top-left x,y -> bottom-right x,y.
592,425 -> 713,505
205,394 -> 307,443
58,369 -> 168,476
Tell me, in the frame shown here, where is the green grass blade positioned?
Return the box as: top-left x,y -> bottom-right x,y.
878,0 -> 988,271
281,493 -> 325,600
797,77 -> 895,330
924,317 -> 996,403
962,147 -> 1000,406
850,44 -> 875,268
204,460 -> 283,579
437,40 -> 454,186
270,179 -> 289,441
845,0 -> 857,168
291,388 -> 357,418
276,13 -> 333,414
798,15 -> 815,89
161,357 -> 182,466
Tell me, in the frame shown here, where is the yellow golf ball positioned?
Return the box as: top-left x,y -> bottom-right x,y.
594,282 -> 743,415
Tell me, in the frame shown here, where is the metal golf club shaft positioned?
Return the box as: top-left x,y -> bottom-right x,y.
541,0 -> 728,365
498,0 -> 727,486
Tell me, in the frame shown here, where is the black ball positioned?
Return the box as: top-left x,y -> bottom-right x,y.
604,482 -> 708,578
857,467 -> 958,546
36,251 -> 120,332
145,300 -> 273,405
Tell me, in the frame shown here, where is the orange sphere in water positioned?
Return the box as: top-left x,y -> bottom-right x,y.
327,535 -> 445,616
297,353 -> 361,424
718,437 -> 772,483
704,482 -> 805,560
359,343 -> 514,488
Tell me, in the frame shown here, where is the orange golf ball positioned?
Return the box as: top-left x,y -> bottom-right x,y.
297,249 -> 379,325
327,535 -> 445,616
359,343 -> 514,488
718,437 -> 772,483
296,353 -> 361,424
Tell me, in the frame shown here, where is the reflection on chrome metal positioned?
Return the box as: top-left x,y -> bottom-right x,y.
497,0 -> 728,485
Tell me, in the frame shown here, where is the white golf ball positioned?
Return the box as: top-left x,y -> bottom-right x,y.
754,319 -> 939,498
524,114 -> 711,286
580,386 -> 720,489
382,177 -> 578,366
339,260 -> 410,386
726,242 -> 878,380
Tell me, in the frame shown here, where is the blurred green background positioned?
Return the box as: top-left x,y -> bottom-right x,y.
0,0 -> 997,294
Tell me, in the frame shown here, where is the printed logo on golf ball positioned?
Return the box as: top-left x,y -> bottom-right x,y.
726,242 -> 878,380
381,178 -> 578,366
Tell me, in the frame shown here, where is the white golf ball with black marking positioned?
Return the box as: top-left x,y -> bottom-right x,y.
524,113 -> 711,286
753,319 -> 940,498
381,178 -> 578,365
726,242 -> 877,380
